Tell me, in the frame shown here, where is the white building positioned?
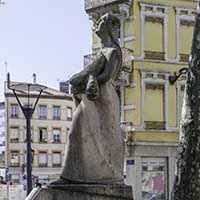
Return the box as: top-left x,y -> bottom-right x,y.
0,102 -> 5,157
5,81 -> 73,185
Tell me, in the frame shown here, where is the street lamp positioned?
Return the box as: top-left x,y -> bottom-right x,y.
169,67 -> 188,85
9,82 -> 47,195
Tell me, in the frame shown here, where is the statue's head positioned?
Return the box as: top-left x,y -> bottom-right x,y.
95,13 -> 120,42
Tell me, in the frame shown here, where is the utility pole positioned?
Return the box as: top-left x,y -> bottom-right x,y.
9,82 -> 46,195
171,1 -> 200,199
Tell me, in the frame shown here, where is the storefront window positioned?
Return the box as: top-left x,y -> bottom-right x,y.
141,157 -> 167,200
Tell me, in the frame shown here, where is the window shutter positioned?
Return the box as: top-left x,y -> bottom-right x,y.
39,153 -> 47,165
10,128 -> 19,139
53,153 -> 61,165
67,107 -> 72,119
11,152 -> 19,163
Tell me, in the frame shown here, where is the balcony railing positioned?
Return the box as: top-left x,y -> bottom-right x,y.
85,0 -> 132,13
83,47 -> 134,68
10,162 -> 19,167
83,53 -> 96,68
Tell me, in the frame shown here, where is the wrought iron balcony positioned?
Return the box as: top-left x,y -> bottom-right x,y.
83,53 -> 96,68
85,0 -> 132,13
83,48 -> 134,68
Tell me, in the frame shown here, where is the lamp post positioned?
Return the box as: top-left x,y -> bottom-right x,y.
169,67 -> 188,85
9,83 -> 47,195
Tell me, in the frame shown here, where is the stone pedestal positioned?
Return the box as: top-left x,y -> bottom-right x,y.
35,184 -> 134,200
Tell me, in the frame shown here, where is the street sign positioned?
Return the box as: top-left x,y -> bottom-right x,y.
127,159 -> 135,165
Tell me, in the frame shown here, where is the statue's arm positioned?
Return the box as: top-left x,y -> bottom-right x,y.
97,62 -> 113,84
69,54 -> 105,86
97,50 -> 118,84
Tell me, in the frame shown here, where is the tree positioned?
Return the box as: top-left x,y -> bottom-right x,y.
172,4 -> 200,200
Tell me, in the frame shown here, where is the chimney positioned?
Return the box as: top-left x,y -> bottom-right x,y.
7,72 -> 10,89
33,73 -> 37,84
59,81 -> 69,94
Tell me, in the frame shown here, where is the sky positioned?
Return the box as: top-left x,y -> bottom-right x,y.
0,0 -> 92,101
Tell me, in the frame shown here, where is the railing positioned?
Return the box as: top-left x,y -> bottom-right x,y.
25,187 -> 42,200
121,47 -> 134,64
83,53 -> 96,68
83,47 -> 134,68
85,0 -> 132,12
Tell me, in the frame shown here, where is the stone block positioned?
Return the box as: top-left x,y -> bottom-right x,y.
35,184 -> 134,200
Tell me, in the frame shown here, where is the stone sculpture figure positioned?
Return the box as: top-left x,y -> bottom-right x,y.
52,13 -> 124,185
171,3 -> 200,200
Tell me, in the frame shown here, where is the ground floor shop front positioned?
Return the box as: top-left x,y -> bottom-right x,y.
125,142 -> 177,200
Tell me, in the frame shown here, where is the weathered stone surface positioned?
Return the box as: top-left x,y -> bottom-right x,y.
59,14 -> 124,185
47,14 -> 134,200
36,184 -> 133,200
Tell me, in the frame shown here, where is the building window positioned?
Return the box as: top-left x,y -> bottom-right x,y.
10,127 -> 19,142
52,129 -> 61,143
67,107 -> 72,121
11,174 -> 20,184
10,151 -> 19,167
39,105 -> 47,119
53,106 -> 60,120
141,157 -> 167,200
175,7 -> 195,62
39,128 -> 48,143
141,71 -> 168,130
52,152 -> 61,167
179,22 -> 193,62
144,17 -> 164,60
11,104 -> 18,118
38,152 -> 47,167
140,3 -> 168,61
66,128 -> 70,141
145,84 -> 165,130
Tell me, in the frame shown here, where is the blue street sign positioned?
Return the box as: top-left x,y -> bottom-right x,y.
127,160 -> 135,165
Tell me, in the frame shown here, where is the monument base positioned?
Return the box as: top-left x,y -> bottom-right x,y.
35,184 -> 134,200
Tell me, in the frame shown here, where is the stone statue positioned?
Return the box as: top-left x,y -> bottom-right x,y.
171,4 -> 200,200
52,13 -> 124,185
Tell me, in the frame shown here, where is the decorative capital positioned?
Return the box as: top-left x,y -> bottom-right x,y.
120,69 -> 132,86
119,3 -> 131,18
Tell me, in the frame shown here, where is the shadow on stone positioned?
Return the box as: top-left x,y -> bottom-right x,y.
35,184 -> 133,200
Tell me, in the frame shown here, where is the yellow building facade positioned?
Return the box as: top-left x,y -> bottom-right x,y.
85,0 -> 198,199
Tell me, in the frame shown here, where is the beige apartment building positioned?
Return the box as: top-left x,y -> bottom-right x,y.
4,80 -> 73,185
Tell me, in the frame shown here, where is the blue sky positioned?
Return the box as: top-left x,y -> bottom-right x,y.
0,0 -> 92,100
